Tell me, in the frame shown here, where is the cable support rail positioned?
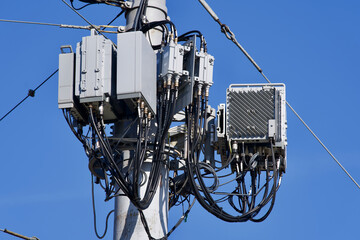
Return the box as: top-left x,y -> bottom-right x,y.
197,0 -> 360,190
0,19 -> 121,33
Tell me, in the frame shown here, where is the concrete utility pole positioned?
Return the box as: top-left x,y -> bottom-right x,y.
113,1 -> 169,239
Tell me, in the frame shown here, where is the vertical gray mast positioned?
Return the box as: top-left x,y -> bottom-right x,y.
113,1 -> 168,239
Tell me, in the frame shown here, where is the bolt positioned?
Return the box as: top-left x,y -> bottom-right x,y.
118,26 -> 125,33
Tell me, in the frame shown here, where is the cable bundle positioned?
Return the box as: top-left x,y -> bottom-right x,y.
165,79 -> 283,222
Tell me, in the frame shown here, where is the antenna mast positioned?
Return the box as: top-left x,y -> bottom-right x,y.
114,1 -> 169,239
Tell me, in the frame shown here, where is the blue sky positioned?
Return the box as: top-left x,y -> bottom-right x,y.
0,0 -> 359,239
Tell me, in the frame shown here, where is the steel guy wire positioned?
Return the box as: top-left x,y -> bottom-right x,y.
0,19 -> 60,27
285,102 -> 360,189
197,0 -> 360,190
0,69 -> 59,123
0,19 -> 119,33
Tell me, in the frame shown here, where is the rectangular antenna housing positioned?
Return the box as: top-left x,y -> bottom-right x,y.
117,31 -> 156,114
172,36 -> 215,113
58,52 -> 75,109
59,31 -> 118,123
216,84 -> 287,172
226,83 -> 287,148
194,51 -> 214,86
58,50 -> 88,123
75,32 -> 116,103
159,41 -> 184,77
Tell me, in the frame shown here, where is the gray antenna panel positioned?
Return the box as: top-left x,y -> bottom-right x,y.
226,83 -> 287,147
116,31 -> 157,114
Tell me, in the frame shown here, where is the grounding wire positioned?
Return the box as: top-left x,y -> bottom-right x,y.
0,69 -> 58,123
197,0 -> 360,190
